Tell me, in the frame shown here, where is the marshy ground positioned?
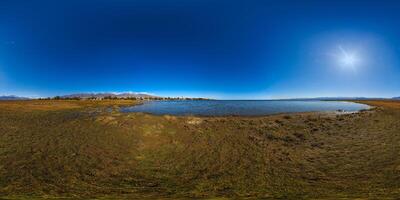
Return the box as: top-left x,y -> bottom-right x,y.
0,100 -> 399,199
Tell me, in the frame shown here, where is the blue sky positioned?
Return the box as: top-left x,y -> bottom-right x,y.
0,0 -> 399,99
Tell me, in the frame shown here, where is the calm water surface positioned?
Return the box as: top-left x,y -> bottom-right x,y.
121,100 -> 370,116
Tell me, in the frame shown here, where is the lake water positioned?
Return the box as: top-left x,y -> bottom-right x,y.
120,100 -> 370,116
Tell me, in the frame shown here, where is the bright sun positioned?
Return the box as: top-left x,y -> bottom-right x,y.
338,46 -> 359,69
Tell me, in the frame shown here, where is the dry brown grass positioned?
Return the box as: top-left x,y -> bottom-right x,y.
0,99 -> 138,111
0,100 -> 399,199
354,100 -> 400,109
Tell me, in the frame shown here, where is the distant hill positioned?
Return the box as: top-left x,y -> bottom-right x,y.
278,97 -> 390,101
0,95 -> 30,100
393,97 -> 400,100
61,92 -> 157,99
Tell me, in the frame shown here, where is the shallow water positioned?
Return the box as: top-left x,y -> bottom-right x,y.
121,100 -> 370,116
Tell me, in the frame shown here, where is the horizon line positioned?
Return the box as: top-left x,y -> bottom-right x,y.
1,93 -> 398,100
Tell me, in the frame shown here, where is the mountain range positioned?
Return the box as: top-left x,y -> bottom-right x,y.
0,95 -> 30,100
1,94 -> 399,100
61,92 -> 157,99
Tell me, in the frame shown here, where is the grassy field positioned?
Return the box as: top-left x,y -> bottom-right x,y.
0,100 -> 400,199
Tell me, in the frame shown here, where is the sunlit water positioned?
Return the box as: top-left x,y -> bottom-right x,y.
120,100 -> 370,116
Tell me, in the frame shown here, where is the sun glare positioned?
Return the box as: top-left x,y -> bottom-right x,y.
338,46 -> 359,69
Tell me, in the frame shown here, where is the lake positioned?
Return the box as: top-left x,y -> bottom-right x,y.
120,100 -> 370,116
